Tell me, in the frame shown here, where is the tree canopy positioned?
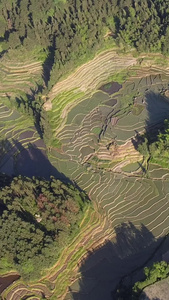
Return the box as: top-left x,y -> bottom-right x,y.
0,174 -> 89,279
1,0 -> 169,89
138,119 -> 169,168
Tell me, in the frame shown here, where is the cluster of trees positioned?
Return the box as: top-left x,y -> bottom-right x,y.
4,92 -> 52,145
16,94 -> 52,144
138,119 -> 169,168
133,260 -> 169,297
115,260 -> 169,299
0,174 -> 89,278
117,0 -> 169,53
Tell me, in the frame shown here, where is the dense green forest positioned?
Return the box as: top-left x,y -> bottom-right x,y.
138,119 -> 169,168
116,260 -> 169,299
133,261 -> 169,298
0,174 -> 88,278
1,0 -> 169,89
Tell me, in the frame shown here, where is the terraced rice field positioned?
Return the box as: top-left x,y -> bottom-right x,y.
46,58 -> 169,298
0,50 -> 43,99
0,99 -> 50,178
2,50 -> 169,299
0,48 -> 66,179
48,50 -> 138,100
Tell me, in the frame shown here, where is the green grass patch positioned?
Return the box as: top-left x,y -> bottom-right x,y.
154,57 -> 169,67
91,127 -> 101,135
150,155 -> 169,169
106,69 -> 137,84
66,91 -> 109,125
48,89 -> 85,139
103,82 -> 112,90
51,137 -> 62,148
122,162 -> 141,172
132,104 -> 145,115
5,45 -> 45,63
0,257 -> 16,275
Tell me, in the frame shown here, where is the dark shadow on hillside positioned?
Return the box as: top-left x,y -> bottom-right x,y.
67,222 -> 168,300
132,91 -> 169,150
15,89 -> 44,139
137,161 -> 146,174
0,49 -> 8,59
14,141 -> 70,181
145,91 -> 169,139
0,138 -> 71,183
6,91 -> 43,139
42,40 -> 56,88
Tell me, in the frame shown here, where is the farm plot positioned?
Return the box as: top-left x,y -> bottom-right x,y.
46,89 -> 85,141
66,91 -> 110,125
48,64 -> 169,177
0,50 -> 43,99
49,69 -> 169,181
122,161 -> 141,173
64,174 -> 169,300
101,75 -> 169,147
47,70 -> 169,263
0,100 -> 48,178
38,57 -> 169,299
84,170 -> 169,239
48,50 -> 138,100
148,164 -> 169,179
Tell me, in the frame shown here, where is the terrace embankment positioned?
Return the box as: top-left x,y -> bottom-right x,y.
47,51 -> 169,103
0,273 -> 20,294
47,50 -> 138,101
0,50 -> 43,98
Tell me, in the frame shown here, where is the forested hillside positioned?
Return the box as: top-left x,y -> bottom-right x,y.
1,0 -> 169,89
0,174 -> 88,279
